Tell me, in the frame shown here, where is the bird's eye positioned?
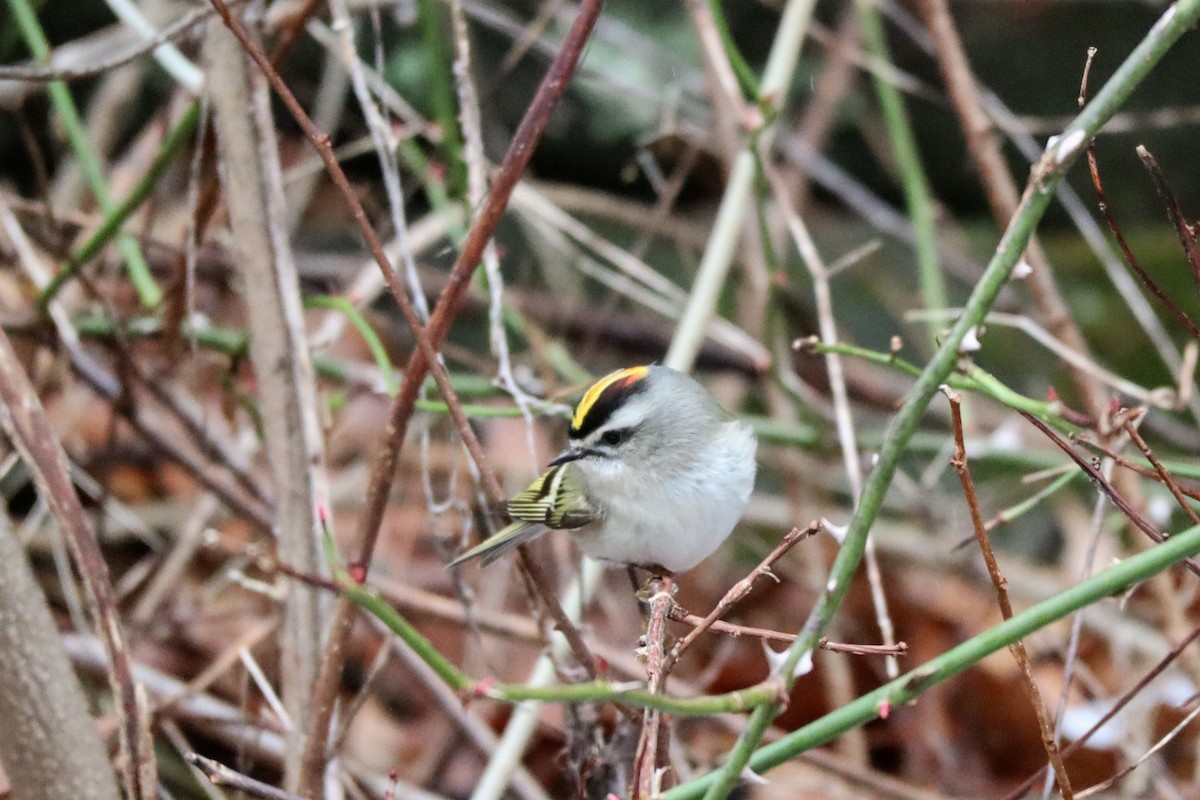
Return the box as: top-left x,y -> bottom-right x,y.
601,429 -> 625,446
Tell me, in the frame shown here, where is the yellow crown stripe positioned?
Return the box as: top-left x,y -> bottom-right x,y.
571,366 -> 649,430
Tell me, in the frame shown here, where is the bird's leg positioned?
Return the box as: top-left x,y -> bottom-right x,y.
631,565 -> 676,619
627,564 -> 642,594
628,565 -> 654,620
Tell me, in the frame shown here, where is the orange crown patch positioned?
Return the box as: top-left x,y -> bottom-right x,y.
571,366 -> 650,432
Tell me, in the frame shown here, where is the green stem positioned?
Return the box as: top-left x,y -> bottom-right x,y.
707,0 -> 761,102
39,102 -> 200,311
338,577 -> 473,690
8,0 -> 162,309
344,521 -> 1200,735
993,470 -> 1079,528
668,522 -> 1200,798
65,313 -> 519,409
414,0 -> 465,194
696,2 -> 1200,795
854,0 -> 944,347
410,399 -> 556,418
335,566 -> 780,713
0,0 -> 46,60
71,312 -> 250,357
304,295 -> 398,396
806,340 -> 1078,432
494,681 -> 777,714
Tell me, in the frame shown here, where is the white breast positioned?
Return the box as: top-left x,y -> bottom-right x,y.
574,421 -> 757,572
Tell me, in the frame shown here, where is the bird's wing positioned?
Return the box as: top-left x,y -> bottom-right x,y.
506,464 -> 601,529
448,519 -> 549,567
448,465 -> 600,569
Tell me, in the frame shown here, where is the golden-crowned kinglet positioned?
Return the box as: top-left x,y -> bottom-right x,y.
450,365 -> 757,574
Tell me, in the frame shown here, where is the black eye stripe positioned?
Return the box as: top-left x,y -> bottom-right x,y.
570,380 -> 650,439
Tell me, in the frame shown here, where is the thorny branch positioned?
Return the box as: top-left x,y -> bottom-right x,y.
1020,411 -> 1200,577
1136,145 -> 1200,298
633,574 -> 674,798
1083,99 -> 1200,339
946,389 -> 1073,799
1122,415 -> 1200,525
665,522 -> 822,671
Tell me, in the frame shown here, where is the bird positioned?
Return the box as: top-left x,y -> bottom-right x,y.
449,365 -> 757,574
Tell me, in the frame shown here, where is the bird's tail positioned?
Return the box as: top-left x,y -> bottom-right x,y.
448,521 -> 550,568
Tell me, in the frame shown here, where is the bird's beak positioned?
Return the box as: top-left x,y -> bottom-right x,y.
549,448 -> 585,466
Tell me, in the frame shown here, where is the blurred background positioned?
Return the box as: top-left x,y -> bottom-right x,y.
1,0 -> 1199,797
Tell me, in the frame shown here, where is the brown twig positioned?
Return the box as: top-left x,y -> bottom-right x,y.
0,326 -> 151,799
1084,111 -> 1200,340
345,0 -> 606,583
200,1 -> 606,788
1122,417 -> 1200,525
186,753 -> 302,800
203,0 -> 502,540
666,605 -> 908,656
1020,411 -> 1200,577
68,351 -> 274,530
632,574 -> 674,799
664,522 -> 822,671
816,638 -> 908,657
946,389 -> 1074,798
294,1 -> 609,782
1078,46 -> 1098,109
1078,437 -> 1200,502
1136,145 -> 1200,299
1002,622 -> 1200,800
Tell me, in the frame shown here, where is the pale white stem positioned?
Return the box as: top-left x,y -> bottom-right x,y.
451,0 -> 537,462
769,168 -> 899,679
666,0 -> 820,371
102,0 -> 203,93
329,0 -> 429,322
907,309 -> 1173,407
1043,455 -> 1116,799
513,185 -> 769,367
239,647 -> 292,730
469,562 -> 604,800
